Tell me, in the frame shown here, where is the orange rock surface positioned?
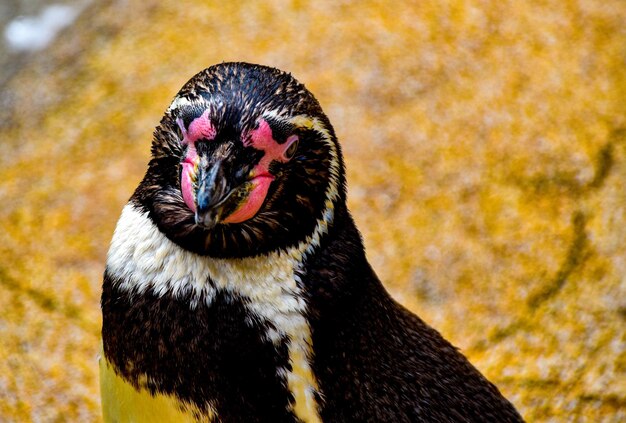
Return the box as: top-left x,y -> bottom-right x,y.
0,1 -> 624,421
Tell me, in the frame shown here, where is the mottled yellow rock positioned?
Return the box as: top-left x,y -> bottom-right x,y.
0,1 -> 624,421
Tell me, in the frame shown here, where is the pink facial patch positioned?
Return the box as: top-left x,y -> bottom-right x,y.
177,110 -> 216,144
180,144 -> 198,212
223,175 -> 274,224
222,119 -> 299,223
244,119 -> 299,175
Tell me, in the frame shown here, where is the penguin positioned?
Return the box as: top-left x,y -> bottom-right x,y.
100,62 -> 525,422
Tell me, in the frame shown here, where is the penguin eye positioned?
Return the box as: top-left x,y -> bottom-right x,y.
283,137 -> 299,160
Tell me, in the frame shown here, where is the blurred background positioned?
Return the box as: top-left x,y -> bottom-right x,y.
1,0 -> 625,421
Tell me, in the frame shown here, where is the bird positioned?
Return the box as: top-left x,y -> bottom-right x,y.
100,62 -> 525,423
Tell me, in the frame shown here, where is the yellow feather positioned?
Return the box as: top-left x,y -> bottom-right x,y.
99,353 -> 213,423
287,340 -> 322,423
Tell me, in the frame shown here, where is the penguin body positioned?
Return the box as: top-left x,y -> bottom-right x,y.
101,63 -> 524,422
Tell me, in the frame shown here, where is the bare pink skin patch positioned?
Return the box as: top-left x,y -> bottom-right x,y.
223,176 -> 274,223
177,111 -> 216,213
224,119 -> 298,223
180,145 -> 198,213
186,110 -> 216,143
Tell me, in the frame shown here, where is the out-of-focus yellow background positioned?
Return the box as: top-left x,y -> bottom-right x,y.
1,0 -> 625,421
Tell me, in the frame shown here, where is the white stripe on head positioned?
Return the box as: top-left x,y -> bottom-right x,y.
166,95 -> 194,113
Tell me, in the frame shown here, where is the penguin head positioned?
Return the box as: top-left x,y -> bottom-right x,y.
134,63 -> 345,258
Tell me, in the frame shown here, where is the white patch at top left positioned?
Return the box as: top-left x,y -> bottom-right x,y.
4,4 -> 83,53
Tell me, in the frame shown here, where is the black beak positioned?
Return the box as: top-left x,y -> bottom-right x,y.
195,160 -> 231,229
